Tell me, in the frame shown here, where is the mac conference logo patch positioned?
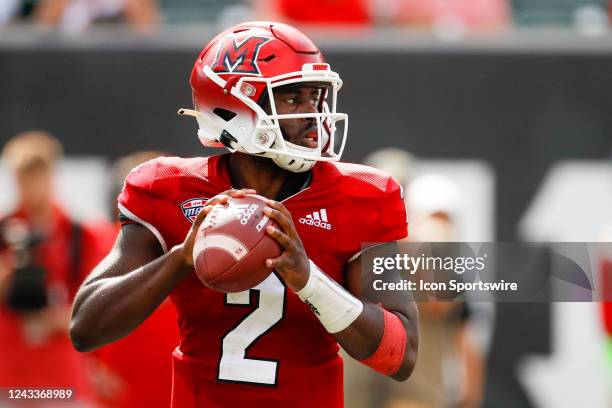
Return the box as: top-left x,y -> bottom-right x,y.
181,198 -> 209,223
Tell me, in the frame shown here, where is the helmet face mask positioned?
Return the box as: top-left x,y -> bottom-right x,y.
179,22 -> 348,173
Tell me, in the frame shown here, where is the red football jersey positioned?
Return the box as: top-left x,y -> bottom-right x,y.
118,154 -> 407,408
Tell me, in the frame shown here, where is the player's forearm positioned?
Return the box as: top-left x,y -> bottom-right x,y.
332,301 -> 383,358
70,246 -> 190,352
334,302 -> 418,381
296,260 -> 418,381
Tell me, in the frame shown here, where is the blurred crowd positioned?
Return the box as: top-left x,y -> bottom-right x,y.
0,0 -> 611,35
0,131 -> 178,407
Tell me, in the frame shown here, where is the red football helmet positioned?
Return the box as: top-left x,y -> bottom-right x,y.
179,21 -> 347,172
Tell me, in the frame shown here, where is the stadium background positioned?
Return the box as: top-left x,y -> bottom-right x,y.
1,1 -> 611,407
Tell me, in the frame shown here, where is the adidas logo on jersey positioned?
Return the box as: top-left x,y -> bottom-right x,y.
299,209 -> 332,230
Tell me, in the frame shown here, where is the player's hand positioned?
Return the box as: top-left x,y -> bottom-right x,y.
177,188 -> 256,266
263,200 -> 310,292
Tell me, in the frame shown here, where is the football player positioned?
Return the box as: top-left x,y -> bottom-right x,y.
71,22 -> 419,407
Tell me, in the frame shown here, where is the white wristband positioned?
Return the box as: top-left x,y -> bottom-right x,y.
297,260 -> 364,333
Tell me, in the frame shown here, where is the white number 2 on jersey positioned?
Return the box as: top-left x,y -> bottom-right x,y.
217,273 -> 286,385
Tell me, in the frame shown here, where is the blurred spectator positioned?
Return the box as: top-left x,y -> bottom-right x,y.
83,150 -> 179,408
254,0 -> 373,26
385,173 -> 485,408
40,0 -> 160,33
339,148 -> 417,408
0,130 -> 105,405
353,152 -> 484,408
255,0 -> 509,30
0,0 -> 160,32
0,0 -> 45,25
363,147 -> 416,193
407,174 -> 462,242
512,0 -> 608,26
389,0 -> 510,31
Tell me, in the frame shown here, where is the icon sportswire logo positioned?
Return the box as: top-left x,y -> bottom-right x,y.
299,209 -> 332,230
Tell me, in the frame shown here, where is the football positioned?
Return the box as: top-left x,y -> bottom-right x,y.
193,194 -> 283,293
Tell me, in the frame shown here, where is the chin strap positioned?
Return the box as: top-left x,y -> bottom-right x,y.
272,155 -> 316,173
